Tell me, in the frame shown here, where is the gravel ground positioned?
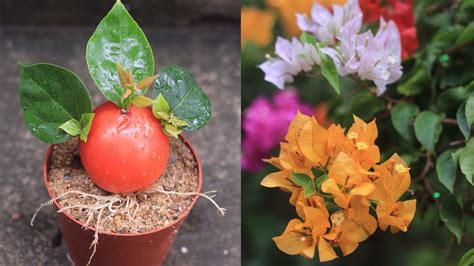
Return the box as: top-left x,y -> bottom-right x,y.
0,24 -> 240,266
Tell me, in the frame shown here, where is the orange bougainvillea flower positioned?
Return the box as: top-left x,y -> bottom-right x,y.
241,7 -> 275,48
262,113 -> 416,262
322,152 -> 375,208
371,154 -> 411,203
273,206 -> 330,258
376,199 -> 416,233
345,115 -> 380,169
266,0 -> 346,36
321,199 -> 377,260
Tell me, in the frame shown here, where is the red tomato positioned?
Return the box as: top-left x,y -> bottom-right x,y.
79,101 -> 169,194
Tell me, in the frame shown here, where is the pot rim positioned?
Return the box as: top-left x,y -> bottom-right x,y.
43,134 -> 203,237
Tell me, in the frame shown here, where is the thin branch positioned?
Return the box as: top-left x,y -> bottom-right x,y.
442,118 -> 458,125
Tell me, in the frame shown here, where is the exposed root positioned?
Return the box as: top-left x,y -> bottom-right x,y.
31,187 -> 225,265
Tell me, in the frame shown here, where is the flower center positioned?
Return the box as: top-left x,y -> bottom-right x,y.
348,131 -> 358,139
394,164 -> 409,173
355,141 -> 368,150
331,211 -> 346,227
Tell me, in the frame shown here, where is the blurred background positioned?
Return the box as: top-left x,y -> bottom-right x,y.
241,0 -> 474,265
0,1 -> 240,265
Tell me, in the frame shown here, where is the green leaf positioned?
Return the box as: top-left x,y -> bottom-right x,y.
452,148 -> 463,166
397,67 -> 429,96
152,93 -> 170,116
391,103 -> 419,142
425,26 -> 463,74
299,32 -> 317,46
455,22 -> 474,45
79,113 -> 95,142
458,248 -> 474,266
321,59 -> 340,94
59,119 -> 81,136
169,116 -> 189,127
152,66 -> 211,131
466,96 -> 474,127
291,172 -> 315,196
163,123 -> 181,138
132,95 -> 154,108
457,103 -> 471,140
314,174 -> 328,189
86,0 -> 154,107
440,196 -> 464,244
437,87 -> 468,115
459,139 -> 474,185
18,63 -> 92,144
350,91 -> 386,120
414,111 -> 442,151
436,150 -> 457,193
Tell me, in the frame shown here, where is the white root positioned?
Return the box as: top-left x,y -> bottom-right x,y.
31,187 -> 225,265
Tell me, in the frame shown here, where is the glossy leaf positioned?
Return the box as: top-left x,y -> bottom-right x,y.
18,63 -> 92,144
86,0 -> 154,107
436,150 -> 457,193
391,103 -> 419,142
321,59 -> 340,95
440,196 -> 463,244
414,111 -> 442,151
459,139 -> 474,185
457,103 -> 470,140
152,66 -> 211,131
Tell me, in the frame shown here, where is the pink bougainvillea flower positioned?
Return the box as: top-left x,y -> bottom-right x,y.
242,90 -> 323,172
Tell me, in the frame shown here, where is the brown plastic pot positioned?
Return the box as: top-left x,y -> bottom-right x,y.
43,135 -> 202,266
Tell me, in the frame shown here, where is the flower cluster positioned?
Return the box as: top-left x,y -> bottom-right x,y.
259,0 -> 403,95
242,90 -> 324,172
360,0 -> 419,59
261,112 -> 416,262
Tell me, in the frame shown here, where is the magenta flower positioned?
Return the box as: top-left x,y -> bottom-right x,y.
242,90 -> 315,172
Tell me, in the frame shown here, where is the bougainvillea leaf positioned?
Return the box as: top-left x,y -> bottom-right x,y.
86,0 -> 154,107
152,66 -> 211,131
414,111 -> 442,151
440,196 -> 463,244
18,63 -> 92,144
391,103 -> 419,142
459,139 -> 474,185
436,150 -> 457,193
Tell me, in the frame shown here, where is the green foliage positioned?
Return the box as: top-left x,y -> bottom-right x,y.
458,248 -> 474,266
291,172 -> 316,197
391,103 -> 419,142
440,196 -> 464,244
18,63 -> 92,144
414,111 -> 442,151
321,58 -> 340,95
436,150 -> 457,193
459,139 -> 474,185
86,0 -> 154,107
152,66 -> 211,131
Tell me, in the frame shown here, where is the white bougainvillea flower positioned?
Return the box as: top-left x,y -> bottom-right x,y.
321,18 -> 402,95
296,0 -> 362,46
259,37 -> 321,89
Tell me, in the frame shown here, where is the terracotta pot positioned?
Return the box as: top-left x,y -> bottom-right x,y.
43,135 -> 202,266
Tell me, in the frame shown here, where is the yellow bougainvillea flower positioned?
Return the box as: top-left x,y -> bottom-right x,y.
322,152 -> 375,208
241,7 -> 275,48
371,154 -> 411,203
376,199 -> 417,233
266,0 -> 346,36
273,206 -> 330,258
346,115 -> 380,169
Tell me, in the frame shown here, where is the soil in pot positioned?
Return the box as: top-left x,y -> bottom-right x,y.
47,137 -> 199,234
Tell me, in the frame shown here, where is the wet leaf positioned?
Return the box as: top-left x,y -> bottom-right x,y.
59,119 -> 81,137
153,66 -> 211,131
86,0 -> 154,107
18,63 -> 92,144
79,113 -> 95,142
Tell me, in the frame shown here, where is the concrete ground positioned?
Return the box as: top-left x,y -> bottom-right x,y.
0,25 -> 240,265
